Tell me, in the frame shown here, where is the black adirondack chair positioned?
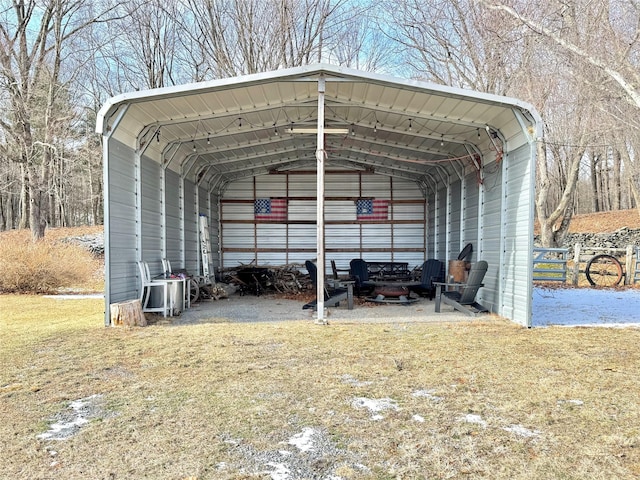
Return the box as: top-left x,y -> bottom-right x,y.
415,259 -> 445,300
435,260 -> 489,316
349,258 -> 375,296
303,260 -> 349,310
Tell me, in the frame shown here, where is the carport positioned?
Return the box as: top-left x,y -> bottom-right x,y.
96,64 -> 541,326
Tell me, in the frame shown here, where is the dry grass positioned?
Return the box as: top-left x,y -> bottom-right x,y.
2,295 -> 640,479
569,209 -> 640,233
535,208 -> 640,235
0,228 -> 103,294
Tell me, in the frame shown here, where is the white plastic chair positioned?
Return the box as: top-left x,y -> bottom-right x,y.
137,261 -> 172,317
161,258 -> 190,309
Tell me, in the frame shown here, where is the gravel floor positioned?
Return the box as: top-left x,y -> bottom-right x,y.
172,292 -> 478,326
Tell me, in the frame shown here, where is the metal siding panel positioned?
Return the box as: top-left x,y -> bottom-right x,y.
427,192 -> 436,255
165,169 -> 182,265
106,139 -> 138,304
223,224 -> 256,248
289,200 -> 315,221
220,172 -> 426,268
477,158 -> 503,316
141,156 -> 163,261
256,175 -> 287,196
288,175 -> 316,197
207,190 -> 221,271
436,188 -> 447,259
325,173 -> 360,196
326,200 -> 357,221
463,172 -> 479,259
448,181 -> 462,259
224,177 -> 253,199
184,180 -> 199,270
393,178 -> 422,200
361,176 -> 390,198
502,145 -> 534,326
361,224 -> 391,248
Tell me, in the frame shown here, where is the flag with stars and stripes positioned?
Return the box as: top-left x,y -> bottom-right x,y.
356,198 -> 389,220
254,198 -> 288,221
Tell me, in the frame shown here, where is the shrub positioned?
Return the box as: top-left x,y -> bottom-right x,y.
0,230 -> 100,294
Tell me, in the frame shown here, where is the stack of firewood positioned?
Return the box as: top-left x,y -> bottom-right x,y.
219,263 -> 310,295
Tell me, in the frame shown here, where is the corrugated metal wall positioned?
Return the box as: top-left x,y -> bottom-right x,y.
165,169 -> 182,268
183,180 -> 198,273
141,156 -> 163,275
502,144 -> 535,326
220,171 -> 427,274
463,171 -> 480,256
477,157 -> 503,315
106,145 -> 533,326
421,152 -> 533,325
105,139 -> 138,304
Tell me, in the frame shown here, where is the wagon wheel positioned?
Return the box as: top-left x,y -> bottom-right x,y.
189,278 -> 200,303
585,254 -> 623,287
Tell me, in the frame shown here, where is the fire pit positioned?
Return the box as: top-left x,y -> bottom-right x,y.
374,285 -> 410,297
367,280 -> 422,304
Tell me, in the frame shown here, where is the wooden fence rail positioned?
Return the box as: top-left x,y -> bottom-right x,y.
533,244 -> 639,285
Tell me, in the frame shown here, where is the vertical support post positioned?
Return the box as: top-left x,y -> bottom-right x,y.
625,244 -> 634,285
573,243 -> 581,286
316,76 -> 326,324
161,162 -> 167,261
100,104 -> 129,327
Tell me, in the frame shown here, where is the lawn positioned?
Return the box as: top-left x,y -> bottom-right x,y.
2,294 -> 640,479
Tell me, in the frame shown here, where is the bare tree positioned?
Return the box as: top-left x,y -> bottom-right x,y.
381,0 -> 533,93
0,0 -> 122,239
176,0 -> 346,79
481,0 -> 640,215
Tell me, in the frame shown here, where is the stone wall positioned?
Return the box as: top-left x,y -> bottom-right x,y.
535,227 -> 640,250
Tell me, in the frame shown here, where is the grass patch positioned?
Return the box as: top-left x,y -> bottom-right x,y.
2,295 -> 640,479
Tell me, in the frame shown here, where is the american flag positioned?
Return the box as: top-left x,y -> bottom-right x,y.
254,198 -> 288,221
356,198 -> 389,220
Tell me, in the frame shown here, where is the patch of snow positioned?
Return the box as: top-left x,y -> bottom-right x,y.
503,424 -> 541,438
533,287 -> 640,327
412,414 -> 425,422
557,399 -> 584,406
351,397 -> 399,421
351,397 -> 399,413
461,414 -> 487,428
340,374 -> 373,387
37,394 -> 103,441
43,294 -> 104,299
266,462 -> 291,480
288,427 -> 317,453
412,389 -> 443,402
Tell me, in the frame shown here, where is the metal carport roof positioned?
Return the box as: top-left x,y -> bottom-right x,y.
97,64 -> 539,193
97,64 -> 541,325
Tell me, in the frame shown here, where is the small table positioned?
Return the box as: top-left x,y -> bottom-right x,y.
152,277 -> 186,315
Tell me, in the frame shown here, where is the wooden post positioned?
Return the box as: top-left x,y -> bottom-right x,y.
110,299 -> 147,327
625,245 -> 634,286
572,243 -> 581,286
